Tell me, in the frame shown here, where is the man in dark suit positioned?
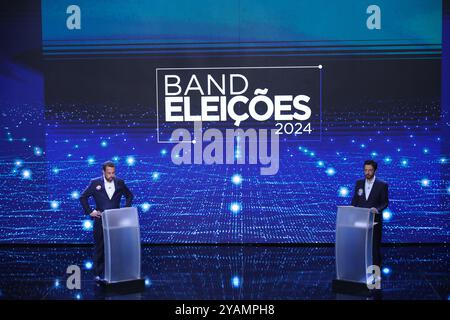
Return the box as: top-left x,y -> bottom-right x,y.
351,160 -> 389,267
79,160 -> 134,280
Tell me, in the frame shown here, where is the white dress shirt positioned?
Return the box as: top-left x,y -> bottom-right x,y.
104,176 -> 115,200
365,176 -> 376,200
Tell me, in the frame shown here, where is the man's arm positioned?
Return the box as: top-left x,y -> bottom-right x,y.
79,181 -> 94,215
376,183 -> 389,213
122,181 -> 133,207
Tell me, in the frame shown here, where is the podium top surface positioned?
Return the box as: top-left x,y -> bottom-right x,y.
102,207 -> 139,229
337,206 -> 371,213
103,207 -> 137,214
336,206 -> 375,229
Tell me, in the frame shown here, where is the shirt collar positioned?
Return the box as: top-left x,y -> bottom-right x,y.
103,175 -> 114,184
366,175 -> 376,184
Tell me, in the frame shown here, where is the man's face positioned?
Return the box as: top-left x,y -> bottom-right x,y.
103,166 -> 116,182
364,165 -> 375,180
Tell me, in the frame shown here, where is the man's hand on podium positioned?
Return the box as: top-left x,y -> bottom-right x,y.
90,210 -> 102,219
370,207 -> 379,214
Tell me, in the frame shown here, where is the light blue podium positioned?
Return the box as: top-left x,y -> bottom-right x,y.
332,206 -> 380,293
101,207 -> 145,292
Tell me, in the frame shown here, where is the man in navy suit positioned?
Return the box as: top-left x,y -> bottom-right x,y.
79,160 -> 134,279
351,160 -> 389,267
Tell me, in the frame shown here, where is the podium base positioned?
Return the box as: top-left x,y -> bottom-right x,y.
332,279 -> 379,296
97,278 -> 146,295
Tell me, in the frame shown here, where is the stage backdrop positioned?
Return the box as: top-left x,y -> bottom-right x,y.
0,0 -> 448,243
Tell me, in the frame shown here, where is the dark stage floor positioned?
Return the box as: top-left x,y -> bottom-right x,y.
0,245 -> 448,300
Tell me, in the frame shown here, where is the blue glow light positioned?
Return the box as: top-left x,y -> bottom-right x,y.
440,157 -> 446,163
420,178 -> 430,187
145,278 -> 152,287
75,293 -> 81,300
382,267 -> 391,275
101,140 -> 108,147
400,159 -> 408,167
52,167 -> 59,174
71,191 -> 80,199
423,148 -> 429,154
112,156 -> 119,162
50,201 -> 59,210
141,202 -> 151,212
230,202 -> 241,214
126,156 -> 135,166
326,168 -> 336,176
14,160 -> 23,167
231,174 -> 242,185
317,161 -> 324,167
371,151 -> 377,157
382,210 -> 393,221
160,149 -> 167,156
54,279 -> 60,288
152,172 -> 160,181
338,187 -> 349,197
84,261 -> 93,270
21,169 -> 31,179
33,146 -> 42,156
82,220 -> 93,231
231,276 -> 241,288
87,157 -> 95,165
383,157 -> 392,164
447,186 -> 450,194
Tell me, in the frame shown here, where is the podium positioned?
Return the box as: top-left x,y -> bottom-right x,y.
332,206 -> 380,294
100,207 -> 145,293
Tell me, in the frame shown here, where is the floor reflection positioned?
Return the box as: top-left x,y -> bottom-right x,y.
0,245 -> 448,300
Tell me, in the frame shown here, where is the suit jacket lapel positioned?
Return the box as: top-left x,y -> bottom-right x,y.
100,177 -> 109,198
360,180 -> 367,201
367,179 -> 377,203
112,178 -> 118,198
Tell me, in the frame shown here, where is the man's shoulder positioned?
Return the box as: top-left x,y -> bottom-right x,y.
90,176 -> 103,184
355,178 -> 365,185
375,178 -> 388,186
114,177 -> 125,184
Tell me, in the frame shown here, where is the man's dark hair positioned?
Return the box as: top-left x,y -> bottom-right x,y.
364,159 -> 378,171
102,161 -> 115,171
